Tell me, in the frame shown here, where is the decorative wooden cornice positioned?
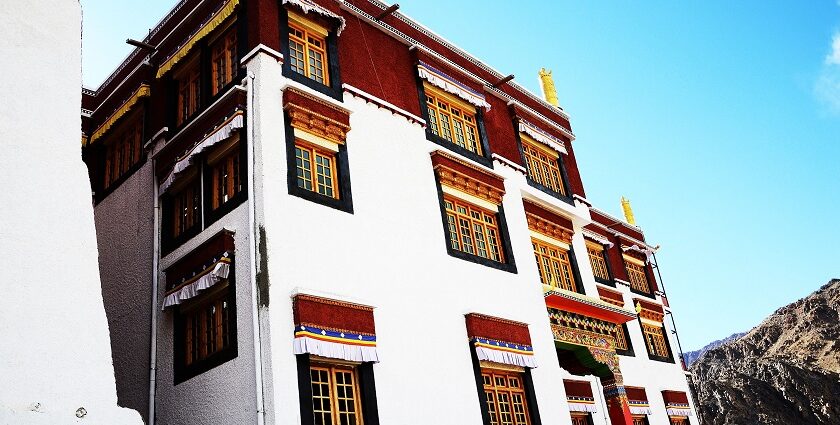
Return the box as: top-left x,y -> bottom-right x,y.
527,213 -> 573,244
285,103 -> 351,144
436,166 -> 504,205
634,299 -> 665,323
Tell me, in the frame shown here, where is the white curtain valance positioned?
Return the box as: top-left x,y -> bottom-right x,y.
283,0 -> 346,35
418,61 -> 491,110
629,405 -> 653,415
474,338 -> 537,368
567,401 -> 597,413
293,325 -> 379,363
583,230 -> 614,248
621,244 -> 656,264
518,120 -> 567,155
160,112 -> 244,193
666,407 -> 693,417
162,254 -> 231,309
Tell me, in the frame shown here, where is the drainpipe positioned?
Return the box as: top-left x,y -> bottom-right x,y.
148,158 -> 160,425
242,71 -> 266,425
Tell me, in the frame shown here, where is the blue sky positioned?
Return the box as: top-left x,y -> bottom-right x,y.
81,0 -> 840,350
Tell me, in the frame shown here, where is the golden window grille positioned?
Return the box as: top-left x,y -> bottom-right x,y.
425,87 -> 482,155
444,196 -> 503,262
642,323 -> 669,358
521,137 -> 565,195
626,261 -> 651,294
532,238 -> 577,292
614,324 -> 629,351
482,368 -> 532,425
587,244 -> 610,281
309,363 -> 363,425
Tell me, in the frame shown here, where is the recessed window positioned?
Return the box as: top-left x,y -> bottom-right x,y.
425,86 -> 482,155
103,117 -> 143,190
208,140 -> 243,211
521,134 -> 566,196
176,55 -> 201,126
614,323 -> 630,352
309,362 -> 363,425
482,368 -> 532,425
669,417 -> 688,425
586,242 -> 610,281
174,281 -> 237,382
571,413 -> 591,425
532,238 -> 577,292
295,141 -> 338,199
633,416 -> 650,425
171,178 -> 201,239
288,21 -> 329,85
444,196 -> 504,263
642,323 -> 670,358
211,25 -> 238,95
625,260 -> 651,294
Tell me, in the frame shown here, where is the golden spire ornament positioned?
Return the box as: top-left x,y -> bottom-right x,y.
621,196 -> 636,226
538,68 -> 559,107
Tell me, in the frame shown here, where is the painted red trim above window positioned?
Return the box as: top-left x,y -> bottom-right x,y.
626,387 -> 649,402
293,294 -> 376,335
563,380 -> 594,398
166,229 -> 235,284
634,298 -> 664,316
283,87 -> 351,127
544,291 -> 637,325
465,313 -> 531,347
662,390 -> 689,405
522,199 -> 574,232
597,286 -> 624,306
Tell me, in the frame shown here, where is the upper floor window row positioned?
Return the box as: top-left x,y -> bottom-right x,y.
102,114 -> 144,192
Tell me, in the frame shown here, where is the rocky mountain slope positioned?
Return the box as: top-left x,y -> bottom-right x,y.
683,332 -> 746,367
689,279 -> 840,425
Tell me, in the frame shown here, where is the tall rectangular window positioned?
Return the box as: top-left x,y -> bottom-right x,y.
209,143 -> 243,210
211,25 -> 238,95
586,243 -> 610,281
642,323 -> 670,358
182,287 -> 233,367
482,368 -> 532,425
295,141 -> 338,199
288,22 -> 329,85
444,196 -> 503,263
571,413 -> 591,425
521,135 -> 565,196
626,261 -> 651,294
103,117 -> 143,190
172,179 -> 201,239
309,363 -> 363,425
425,86 -> 482,155
532,238 -> 577,292
176,56 -> 201,126
614,324 -> 630,352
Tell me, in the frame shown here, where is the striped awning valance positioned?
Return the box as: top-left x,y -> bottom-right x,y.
156,0 -> 239,78
418,61 -> 490,110
292,294 -> 379,363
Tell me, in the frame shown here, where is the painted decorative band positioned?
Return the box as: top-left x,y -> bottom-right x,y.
567,399 -> 598,413
418,61 -> 491,110
293,325 -> 379,363
473,337 -> 537,369
629,406 -> 653,415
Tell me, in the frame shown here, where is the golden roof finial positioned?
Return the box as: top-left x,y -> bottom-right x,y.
538,68 -> 559,107
621,196 -> 636,226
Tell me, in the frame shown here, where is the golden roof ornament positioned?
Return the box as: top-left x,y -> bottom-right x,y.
538,68 -> 559,107
621,196 -> 636,226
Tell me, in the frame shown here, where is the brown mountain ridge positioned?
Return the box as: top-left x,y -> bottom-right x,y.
689,279 -> 840,425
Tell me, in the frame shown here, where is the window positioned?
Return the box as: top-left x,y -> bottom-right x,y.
521,135 -> 565,196
425,86 -> 482,155
642,323 -> 670,358
171,178 -> 201,239
482,368 -> 532,425
176,56 -> 201,126
613,324 -> 629,351
532,238 -> 577,292
175,283 -> 237,382
209,141 -> 243,211
211,25 -> 238,95
626,261 -> 651,294
633,416 -> 649,425
586,243 -> 610,281
288,21 -> 329,85
571,413 -> 591,425
444,196 -> 504,263
308,362 -> 363,425
669,417 -> 688,425
295,141 -> 338,199
103,117 -> 143,190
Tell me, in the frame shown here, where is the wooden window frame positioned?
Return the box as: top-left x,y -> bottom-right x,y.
444,195 -> 505,264
173,268 -> 238,383
632,415 -> 650,425
288,22 -> 330,86
521,135 -> 566,196
625,260 -> 652,296
98,111 -> 145,200
174,54 -> 202,127
296,355 -> 380,425
641,321 -> 674,363
532,237 -> 578,293
424,86 -> 483,156
570,413 -> 594,425
482,368 -> 534,425
586,242 -> 612,284
668,417 -> 688,425
614,322 -> 635,357
470,347 -> 541,425
204,136 -> 248,226
162,175 -> 203,253
285,117 -> 353,213
280,8 -> 343,100
294,140 -> 339,200
210,23 -> 238,96
418,81 -> 493,168
515,129 -> 573,204
435,186 -> 516,273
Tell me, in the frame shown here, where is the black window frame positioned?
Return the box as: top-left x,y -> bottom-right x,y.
515,127 -> 574,206
161,175 -> 203,255
279,7 -> 343,101
588,242 -> 615,287
625,259 -> 656,299
295,354 -> 380,425
469,342 -> 542,425
284,113 -> 354,213
417,79 -> 494,169
434,176 -> 517,274
615,322 -> 635,357
173,259 -> 238,384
